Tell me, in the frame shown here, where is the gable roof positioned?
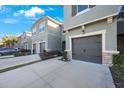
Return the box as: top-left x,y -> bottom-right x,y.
32,16 -> 63,29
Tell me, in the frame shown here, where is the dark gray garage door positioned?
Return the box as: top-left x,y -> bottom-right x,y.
72,35 -> 102,64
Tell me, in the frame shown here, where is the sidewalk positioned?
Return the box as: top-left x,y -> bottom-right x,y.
0,54 -> 41,71
0,55 -> 14,59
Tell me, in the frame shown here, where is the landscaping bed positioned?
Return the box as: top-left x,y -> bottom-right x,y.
39,50 -> 62,60
110,54 -> 124,88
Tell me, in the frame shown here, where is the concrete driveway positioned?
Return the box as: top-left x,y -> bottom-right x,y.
0,57 -> 115,88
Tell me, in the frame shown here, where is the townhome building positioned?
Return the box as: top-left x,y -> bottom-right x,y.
117,6 -> 124,54
17,32 -> 32,50
63,5 -> 124,66
31,16 -> 63,54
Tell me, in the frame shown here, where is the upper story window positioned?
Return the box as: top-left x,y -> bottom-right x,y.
118,6 -> 124,20
39,22 -> 45,32
72,5 -> 96,16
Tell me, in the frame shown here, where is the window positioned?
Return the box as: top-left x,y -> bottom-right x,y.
89,5 -> 96,8
72,5 -> 96,16
72,5 -> 77,16
78,5 -> 88,12
118,11 -> 124,19
39,22 -> 45,32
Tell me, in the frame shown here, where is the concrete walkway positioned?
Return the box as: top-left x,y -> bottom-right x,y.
0,57 -> 115,88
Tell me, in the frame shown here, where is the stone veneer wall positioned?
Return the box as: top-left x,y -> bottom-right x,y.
102,52 -> 119,66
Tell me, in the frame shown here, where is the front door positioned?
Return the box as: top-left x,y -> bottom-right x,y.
33,44 -> 36,54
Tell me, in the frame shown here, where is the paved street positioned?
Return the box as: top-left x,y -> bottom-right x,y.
0,57 -> 115,88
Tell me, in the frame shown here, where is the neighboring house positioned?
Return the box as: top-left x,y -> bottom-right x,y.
17,32 -> 32,50
63,5 -> 123,66
117,5 -> 124,54
31,16 -> 63,54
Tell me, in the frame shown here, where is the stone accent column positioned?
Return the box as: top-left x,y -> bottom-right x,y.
65,50 -> 72,60
102,51 -> 119,66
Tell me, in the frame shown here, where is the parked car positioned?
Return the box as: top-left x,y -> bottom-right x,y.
0,48 -> 19,56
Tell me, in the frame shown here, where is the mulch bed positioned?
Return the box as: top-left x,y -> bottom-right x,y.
110,66 -> 124,88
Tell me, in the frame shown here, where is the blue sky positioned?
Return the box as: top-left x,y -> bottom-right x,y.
0,5 -> 63,40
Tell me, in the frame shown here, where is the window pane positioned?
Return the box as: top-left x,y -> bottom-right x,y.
72,5 -> 77,16
39,22 -> 45,31
120,5 -> 124,12
121,12 -> 124,18
89,5 -> 96,8
78,5 -> 88,12
118,11 -> 124,19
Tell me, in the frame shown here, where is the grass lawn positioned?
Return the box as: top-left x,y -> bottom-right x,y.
110,65 -> 124,88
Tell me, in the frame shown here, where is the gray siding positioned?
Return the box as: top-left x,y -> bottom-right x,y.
47,23 -> 62,51
65,18 -> 117,51
64,5 -> 119,30
48,33 -> 61,51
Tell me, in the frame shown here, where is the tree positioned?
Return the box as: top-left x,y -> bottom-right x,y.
2,35 -> 18,48
2,35 -> 11,47
10,36 -> 18,48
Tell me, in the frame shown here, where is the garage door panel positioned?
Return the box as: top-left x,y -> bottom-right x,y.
72,35 -> 102,64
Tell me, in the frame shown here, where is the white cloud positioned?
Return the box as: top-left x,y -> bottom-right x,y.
55,17 -> 63,22
48,7 -> 54,11
19,10 -> 25,14
14,7 -> 45,17
3,19 -> 17,24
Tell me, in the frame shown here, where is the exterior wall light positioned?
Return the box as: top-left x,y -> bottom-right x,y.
107,16 -> 113,24
81,25 -> 85,33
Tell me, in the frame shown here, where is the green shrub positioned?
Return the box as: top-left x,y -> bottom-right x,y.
14,50 -> 31,57
113,54 -> 124,68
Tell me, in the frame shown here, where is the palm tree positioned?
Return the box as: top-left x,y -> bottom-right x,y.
2,35 -> 11,48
